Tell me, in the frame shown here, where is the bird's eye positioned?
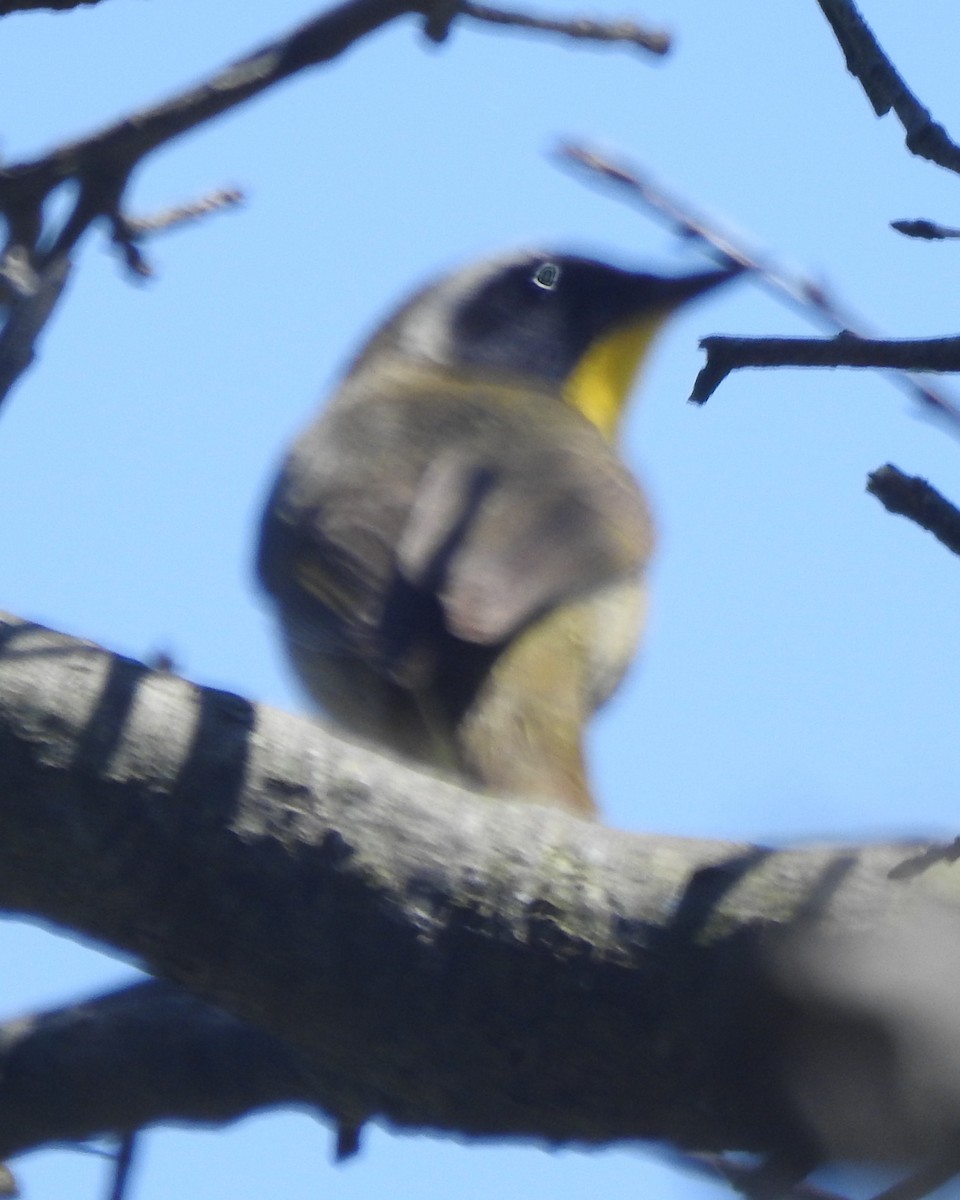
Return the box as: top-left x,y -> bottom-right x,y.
532,262 -> 561,291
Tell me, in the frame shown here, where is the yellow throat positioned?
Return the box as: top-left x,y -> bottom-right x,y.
563,313 -> 667,440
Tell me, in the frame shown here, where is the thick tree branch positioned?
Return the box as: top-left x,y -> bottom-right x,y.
5,614 -> 960,1178
692,333 -> 960,404
0,615 -> 779,1153
815,0 -> 960,174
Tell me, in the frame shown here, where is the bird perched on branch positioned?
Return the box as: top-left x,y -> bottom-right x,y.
257,249 -> 738,817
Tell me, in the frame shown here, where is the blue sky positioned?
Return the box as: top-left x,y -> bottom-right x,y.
3,0 -> 960,1197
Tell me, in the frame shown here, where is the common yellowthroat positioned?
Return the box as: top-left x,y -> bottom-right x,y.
257,250 -> 738,817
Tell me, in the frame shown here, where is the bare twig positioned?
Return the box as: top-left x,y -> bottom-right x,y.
459,1 -> 669,54
815,0 -> 960,175
556,141 -> 960,427
866,464 -> 960,557
107,1134 -> 137,1200
109,187 -> 245,276
1,0 -> 666,270
0,0 -> 419,269
891,219 -> 960,241
691,333 -> 960,405
123,188 -> 244,238
0,1 -> 664,402
0,0 -> 423,404
558,141 -> 756,271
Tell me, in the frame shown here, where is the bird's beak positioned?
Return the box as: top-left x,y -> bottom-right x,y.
563,264 -> 742,440
646,263 -> 744,310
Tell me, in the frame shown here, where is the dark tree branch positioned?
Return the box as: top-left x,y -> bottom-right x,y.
692,333 -> 960,405
815,0 -> 960,175
0,0 -> 422,408
890,219 -> 960,242
0,253 -> 72,405
866,465 -> 960,557
106,1133 -> 136,1200
5,613 -> 960,1180
555,141 -> 960,428
0,0 -> 424,265
0,185 -> 239,404
0,0 -> 665,261
0,1 -> 665,411
0,0 -> 100,11
0,982 -> 317,1162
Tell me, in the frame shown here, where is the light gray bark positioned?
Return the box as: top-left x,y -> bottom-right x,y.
2,612 -> 959,1171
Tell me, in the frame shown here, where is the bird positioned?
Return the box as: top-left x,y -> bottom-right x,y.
256,249 -> 739,818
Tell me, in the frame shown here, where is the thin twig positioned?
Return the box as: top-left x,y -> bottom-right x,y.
0,0 -> 667,267
110,187 -> 245,276
557,142 -> 758,272
891,219 -> 960,241
0,0 -> 420,265
107,1133 -> 137,1200
815,0 -> 960,175
0,0 -> 657,403
556,141 -> 960,427
123,188 -> 244,238
460,1 -> 669,54
866,464 -> 960,557
691,333 -> 960,405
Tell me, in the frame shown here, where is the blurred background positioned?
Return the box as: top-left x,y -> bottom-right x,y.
2,0 -> 960,1196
